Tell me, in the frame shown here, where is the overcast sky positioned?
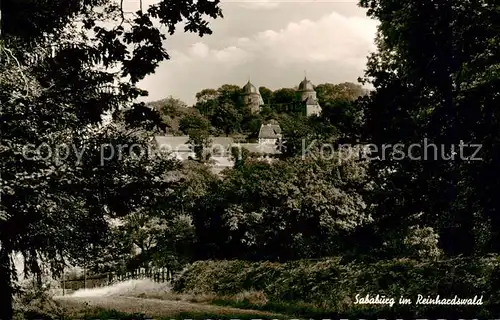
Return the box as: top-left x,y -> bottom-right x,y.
123,0 -> 379,105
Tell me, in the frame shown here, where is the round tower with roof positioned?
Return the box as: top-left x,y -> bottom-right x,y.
297,76 -> 322,116
241,80 -> 264,113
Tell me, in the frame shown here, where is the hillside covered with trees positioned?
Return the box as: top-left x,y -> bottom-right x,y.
147,82 -> 367,146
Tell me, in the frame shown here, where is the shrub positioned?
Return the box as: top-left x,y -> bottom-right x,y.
14,279 -> 64,320
173,256 -> 500,317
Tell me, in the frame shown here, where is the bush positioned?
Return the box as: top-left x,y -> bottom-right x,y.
173,256 -> 500,318
14,279 -> 64,320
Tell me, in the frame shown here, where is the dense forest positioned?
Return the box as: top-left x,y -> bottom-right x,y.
1,0 -> 499,318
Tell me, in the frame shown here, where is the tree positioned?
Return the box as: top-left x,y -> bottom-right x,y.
230,146 -> 251,170
83,224 -> 134,273
179,112 -> 211,135
151,96 -> 188,115
242,115 -> 263,138
191,154 -> 371,261
320,98 -> 363,143
260,104 -> 278,121
315,82 -> 367,106
272,88 -> 297,105
277,114 -> 337,159
358,0 -> 500,256
211,102 -> 242,135
217,84 -> 242,106
194,101 -> 218,120
188,129 -> 212,163
259,86 -> 273,105
193,85 -> 246,135
0,0 -> 222,317
149,96 -> 193,135
195,88 -> 218,103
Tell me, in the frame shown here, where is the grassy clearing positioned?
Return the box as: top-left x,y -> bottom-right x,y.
130,290 -> 334,318
56,295 -> 287,319
16,280 -> 289,320
59,303 -> 291,320
65,307 -> 290,320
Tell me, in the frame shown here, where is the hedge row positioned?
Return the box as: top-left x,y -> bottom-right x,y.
172,256 -> 500,318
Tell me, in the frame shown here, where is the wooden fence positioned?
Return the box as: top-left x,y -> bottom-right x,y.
60,267 -> 174,294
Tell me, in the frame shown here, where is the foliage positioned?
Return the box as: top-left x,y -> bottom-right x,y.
187,129 -> 212,163
190,154 -> 371,261
271,88 -> 298,105
358,0 -> 500,257
193,85 -> 244,135
149,96 -> 193,135
186,81 -> 363,139
277,113 -> 338,158
179,112 -> 212,135
1,0 -> 222,317
210,102 -> 242,136
174,257 -> 500,317
403,226 -> 443,259
113,213 -> 196,272
5,0 -> 500,316
13,279 -> 64,320
258,87 -> 273,105
315,82 -> 367,105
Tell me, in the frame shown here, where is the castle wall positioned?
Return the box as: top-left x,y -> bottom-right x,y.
243,93 -> 262,113
300,90 -> 317,101
306,104 -> 322,117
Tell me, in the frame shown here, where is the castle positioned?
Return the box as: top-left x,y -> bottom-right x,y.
241,76 -> 322,117
154,77 -> 323,174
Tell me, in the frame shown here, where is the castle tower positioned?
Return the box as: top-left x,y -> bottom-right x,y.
297,76 -> 322,116
241,80 -> 264,114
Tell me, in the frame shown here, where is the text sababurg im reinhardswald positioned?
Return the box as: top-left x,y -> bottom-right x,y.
354,294 -> 483,307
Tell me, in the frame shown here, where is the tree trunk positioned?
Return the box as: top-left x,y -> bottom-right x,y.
62,268 -> 66,296
84,262 -> 87,289
0,247 -> 13,320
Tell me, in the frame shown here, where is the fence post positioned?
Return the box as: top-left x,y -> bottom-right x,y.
62,268 -> 65,296
83,264 -> 87,289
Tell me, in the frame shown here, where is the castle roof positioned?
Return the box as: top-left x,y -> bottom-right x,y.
298,77 -> 315,91
242,80 -> 259,94
258,123 -> 282,139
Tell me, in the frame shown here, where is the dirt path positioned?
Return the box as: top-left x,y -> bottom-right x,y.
56,295 -> 283,318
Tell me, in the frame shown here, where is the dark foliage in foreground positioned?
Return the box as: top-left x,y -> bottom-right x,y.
173,257 -> 500,318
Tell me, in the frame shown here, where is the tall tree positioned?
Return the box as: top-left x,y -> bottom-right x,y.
315,82 -> 367,106
258,86 -> 273,105
211,102 -> 242,136
179,112 -> 211,135
272,88 -> 297,105
0,0 -> 222,317
195,88 -> 218,103
217,84 -> 242,107
359,0 -> 500,256
192,154 -> 370,261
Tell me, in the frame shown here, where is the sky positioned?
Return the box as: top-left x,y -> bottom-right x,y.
123,0 -> 379,106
